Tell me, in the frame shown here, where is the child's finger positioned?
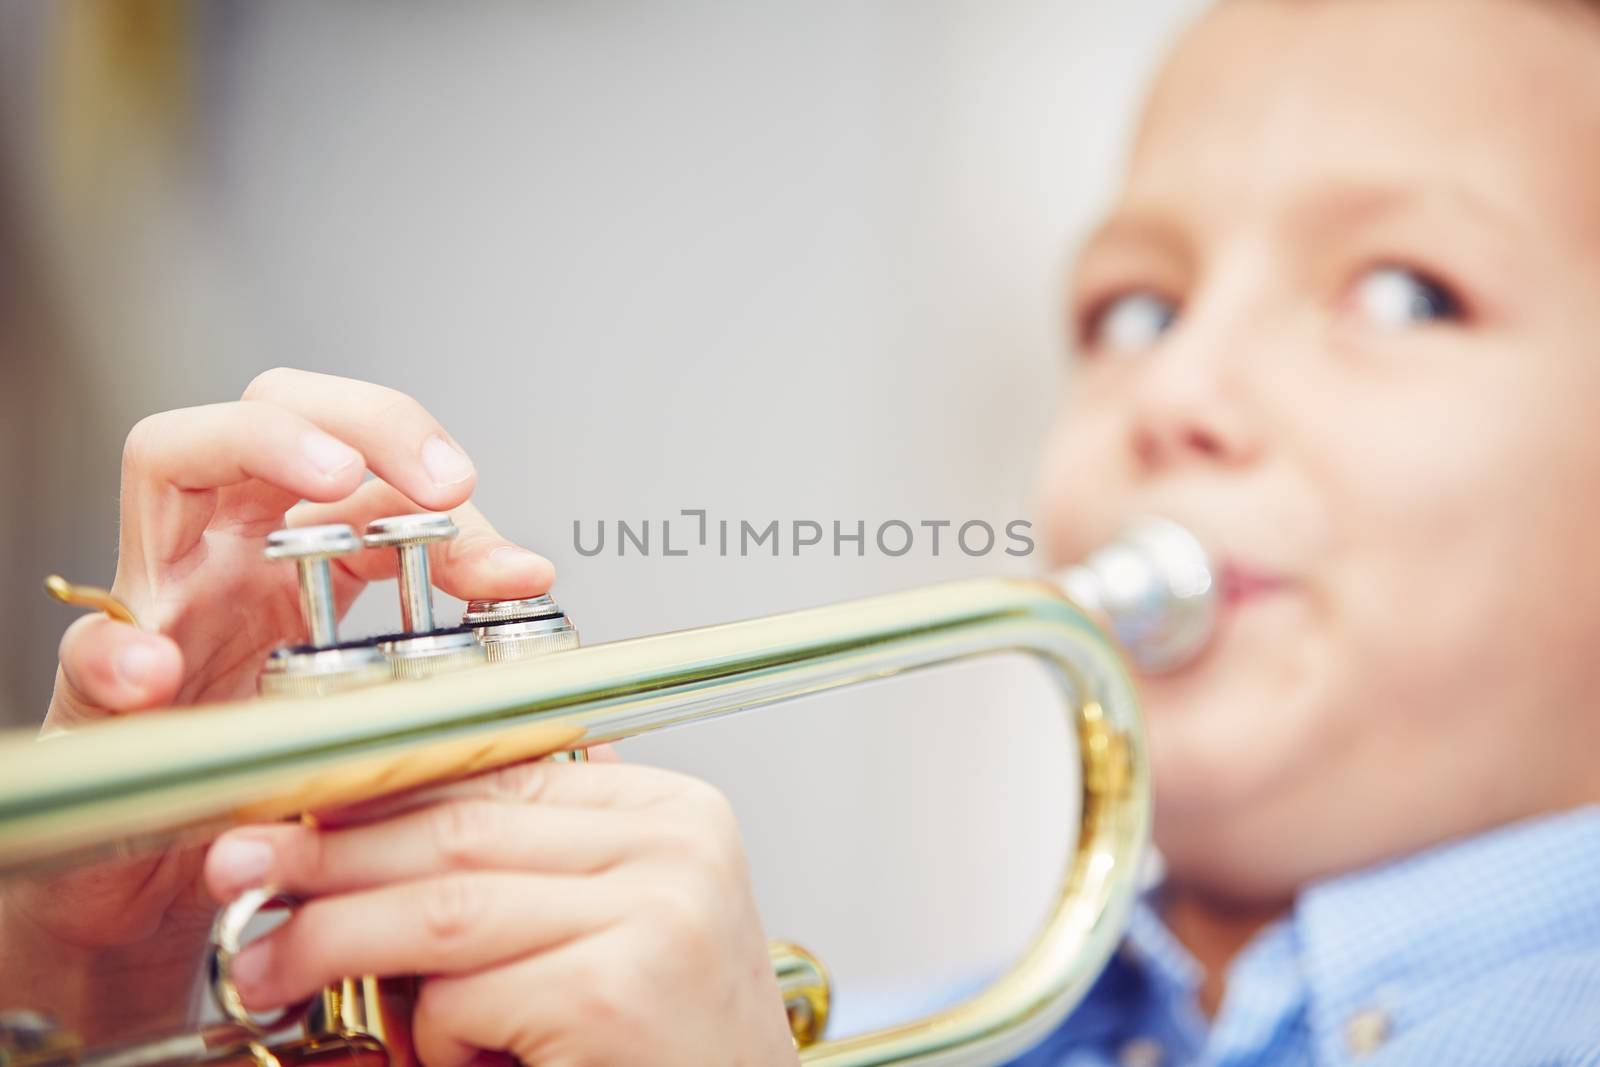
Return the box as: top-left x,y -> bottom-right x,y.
223,871 -> 609,1013
54,614 -> 184,716
206,801 -> 648,900
290,486 -> 554,602
433,500 -> 555,598
241,369 -> 478,514
119,401 -> 368,565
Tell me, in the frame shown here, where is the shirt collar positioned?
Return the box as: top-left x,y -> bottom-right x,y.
1293,804 -> 1600,1062
1108,805 -> 1600,1062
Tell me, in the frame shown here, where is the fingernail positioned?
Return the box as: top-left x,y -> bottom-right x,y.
210,837 -> 274,892
116,642 -> 161,687
422,435 -> 475,487
300,430 -> 361,476
229,941 -> 273,1001
489,546 -> 545,569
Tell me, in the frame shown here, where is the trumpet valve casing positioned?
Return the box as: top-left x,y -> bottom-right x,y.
462,595 -> 580,662
259,525 -> 391,696
258,643 -> 393,698
362,515 -> 489,680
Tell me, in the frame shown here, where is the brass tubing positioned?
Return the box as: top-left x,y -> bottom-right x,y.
0,578 -> 1148,1066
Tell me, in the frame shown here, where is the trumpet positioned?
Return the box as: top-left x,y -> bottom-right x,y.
0,517 -> 1213,1067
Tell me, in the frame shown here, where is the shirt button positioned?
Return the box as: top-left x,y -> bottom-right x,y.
1344,1008 -> 1390,1058
1117,1037 -> 1164,1067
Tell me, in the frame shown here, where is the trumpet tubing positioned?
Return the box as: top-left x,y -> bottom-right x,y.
0,520 -> 1215,1067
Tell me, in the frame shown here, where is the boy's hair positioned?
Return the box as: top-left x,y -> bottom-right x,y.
1264,0 -> 1600,17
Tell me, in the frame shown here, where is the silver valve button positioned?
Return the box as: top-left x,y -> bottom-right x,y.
260,524 -> 390,697
363,512 -> 458,633
365,513 -> 485,679
463,595 -> 580,663
264,524 -> 362,649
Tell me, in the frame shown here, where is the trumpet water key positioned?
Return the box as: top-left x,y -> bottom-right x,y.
0,517 -> 1213,1067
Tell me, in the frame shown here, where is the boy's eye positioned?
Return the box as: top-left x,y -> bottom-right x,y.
1084,291 -> 1178,355
1351,266 -> 1464,330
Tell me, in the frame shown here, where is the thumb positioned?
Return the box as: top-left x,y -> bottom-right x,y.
46,615 -> 184,733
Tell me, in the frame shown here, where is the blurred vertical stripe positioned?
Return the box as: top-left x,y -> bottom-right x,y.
50,0 -> 197,215
0,1 -> 200,728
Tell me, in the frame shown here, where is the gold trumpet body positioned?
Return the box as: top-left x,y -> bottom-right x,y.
0,544 -> 1205,1066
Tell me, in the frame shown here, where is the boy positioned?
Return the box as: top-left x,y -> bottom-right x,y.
1023,0 -> 1600,1061
5,0 -> 1599,1063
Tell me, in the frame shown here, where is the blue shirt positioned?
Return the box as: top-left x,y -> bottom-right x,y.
1008,805 -> 1600,1067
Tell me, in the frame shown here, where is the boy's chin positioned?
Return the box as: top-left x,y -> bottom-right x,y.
1149,759 -> 1325,900
1140,683 -> 1344,898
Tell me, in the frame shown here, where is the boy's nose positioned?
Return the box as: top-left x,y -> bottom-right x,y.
1134,419 -> 1228,467
1126,345 -> 1259,472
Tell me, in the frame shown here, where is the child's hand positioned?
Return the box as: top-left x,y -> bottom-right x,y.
2,369 -> 554,1038
204,760 -> 800,1067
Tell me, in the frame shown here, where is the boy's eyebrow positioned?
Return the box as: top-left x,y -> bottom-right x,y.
1287,179 -> 1522,246
1074,214 -> 1189,267
1069,179 -> 1521,285
1067,214 -> 1192,308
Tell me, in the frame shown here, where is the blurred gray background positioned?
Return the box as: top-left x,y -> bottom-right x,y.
0,0 -> 1201,1034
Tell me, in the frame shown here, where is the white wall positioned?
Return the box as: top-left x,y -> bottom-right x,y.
11,0 -> 1206,1035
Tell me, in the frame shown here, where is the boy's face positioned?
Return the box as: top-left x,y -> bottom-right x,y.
1036,0 -> 1600,897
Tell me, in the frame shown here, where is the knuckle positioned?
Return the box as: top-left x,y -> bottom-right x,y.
413,977 -> 501,1067
648,817 -> 712,863
445,503 -> 500,544
121,413 -> 165,472
411,979 -> 446,1032
641,881 -> 714,946
564,957 -> 636,1030
448,527 -> 500,561
486,762 -> 545,803
671,790 -> 742,866
678,777 -> 736,823
428,801 -> 501,866
368,387 -> 432,433
286,826 -> 328,888
242,366 -> 299,401
412,977 -> 463,1033
418,875 -> 482,951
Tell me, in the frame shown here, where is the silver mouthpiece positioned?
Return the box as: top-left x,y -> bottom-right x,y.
1056,516 -> 1215,674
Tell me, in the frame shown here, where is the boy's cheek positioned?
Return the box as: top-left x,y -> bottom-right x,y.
1147,541 -> 1587,891
1031,410 -> 1140,567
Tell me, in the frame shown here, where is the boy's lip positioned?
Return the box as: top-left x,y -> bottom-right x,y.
1217,559 -> 1293,606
